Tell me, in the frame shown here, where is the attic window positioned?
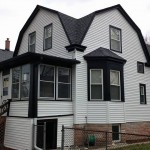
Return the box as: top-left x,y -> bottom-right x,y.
137,62 -> 144,73
110,26 -> 122,53
44,24 -> 52,50
28,32 -> 36,52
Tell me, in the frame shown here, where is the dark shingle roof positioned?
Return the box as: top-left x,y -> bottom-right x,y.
0,49 -> 13,62
84,47 -> 126,62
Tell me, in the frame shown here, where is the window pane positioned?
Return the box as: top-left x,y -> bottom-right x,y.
110,71 -> 119,85
12,83 -> 19,98
45,37 -> 52,49
58,68 -> 70,83
140,95 -> 145,103
112,125 -> 120,141
40,65 -> 54,81
22,64 -> 30,82
29,33 -> 35,45
111,85 -> 120,100
91,70 -> 102,83
12,67 -> 20,83
45,26 -> 52,38
29,44 -> 35,52
138,63 -> 144,73
21,82 -> 29,98
140,86 -> 144,95
58,83 -> 70,98
91,85 -> 102,99
111,39 -> 120,51
111,28 -> 120,40
40,81 -> 54,97
3,87 -> 8,96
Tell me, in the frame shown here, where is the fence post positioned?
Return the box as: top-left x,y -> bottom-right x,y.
61,125 -> 65,150
43,122 -> 46,150
106,132 -> 108,150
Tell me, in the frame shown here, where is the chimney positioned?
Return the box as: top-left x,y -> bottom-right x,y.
5,38 -> 10,51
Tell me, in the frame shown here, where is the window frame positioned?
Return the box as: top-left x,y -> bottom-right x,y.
43,24 -> 53,51
90,69 -> 103,101
38,64 -> 55,100
109,25 -> 122,53
110,70 -> 121,101
137,62 -> 144,74
56,66 -> 71,100
28,31 -> 36,52
112,124 -> 121,142
139,83 -> 146,104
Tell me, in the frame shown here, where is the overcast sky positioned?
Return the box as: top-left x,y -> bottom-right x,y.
1,0 -> 150,51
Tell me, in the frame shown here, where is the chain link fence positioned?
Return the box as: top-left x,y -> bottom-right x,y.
0,117 -> 6,146
61,126 -> 150,150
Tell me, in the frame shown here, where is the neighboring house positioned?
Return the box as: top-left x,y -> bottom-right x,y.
0,4 -> 150,150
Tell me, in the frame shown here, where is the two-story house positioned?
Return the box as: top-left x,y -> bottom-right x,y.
1,4 -> 150,150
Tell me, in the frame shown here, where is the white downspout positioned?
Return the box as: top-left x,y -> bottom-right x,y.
33,118 -> 43,150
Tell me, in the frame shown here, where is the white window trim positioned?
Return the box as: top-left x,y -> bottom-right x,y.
56,66 -> 71,100
38,64 -> 55,100
90,69 -> 103,101
110,70 -> 121,101
112,124 -> 121,142
2,75 -> 9,97
110,27 -> 121,52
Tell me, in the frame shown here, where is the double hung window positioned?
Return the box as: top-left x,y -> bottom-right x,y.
90,69 -> 103,100
29,32 -> 36,52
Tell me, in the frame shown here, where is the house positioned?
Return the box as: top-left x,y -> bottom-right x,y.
0,4 -> 150,150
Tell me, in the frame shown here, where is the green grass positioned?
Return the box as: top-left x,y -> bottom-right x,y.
110,143 -> 150,150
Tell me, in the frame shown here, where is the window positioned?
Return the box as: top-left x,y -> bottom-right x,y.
21,65 -> 30,98
44,24 -> 52,50
39,65 -> 55,98
57,67 -> 71,99
12,67 -> 21,99
110,26 -> 122,52
140,84 -> 146,104
3,76 -> 9,96
110,70 -> 120,100
137,62 -> 144,73
112,124 -> 120,141
12,64 -> 30,99
29,32 -> 36,52
90,69 -> 103,100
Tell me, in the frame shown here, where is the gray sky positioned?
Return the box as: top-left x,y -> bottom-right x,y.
1,0 -> 150,51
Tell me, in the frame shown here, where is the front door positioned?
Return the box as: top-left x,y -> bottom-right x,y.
2,75 -> 10,104
37,119 -> 57,149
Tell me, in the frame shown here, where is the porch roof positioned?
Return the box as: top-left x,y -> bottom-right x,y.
0,52 -> 80,70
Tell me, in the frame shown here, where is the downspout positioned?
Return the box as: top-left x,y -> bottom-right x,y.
33,119 -> 43,150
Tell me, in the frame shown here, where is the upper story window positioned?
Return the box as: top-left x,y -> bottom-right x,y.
28,32 -> 36,52
39,65 -> 55,99
44,24 -> 52,50
139,84 -> 146,104
137,62 -> 144,73
110,26 -> 122,53
57,67 -> 71,100
12,64 -> 30,99
90,69 -> 103,100
110,70 -> 121,101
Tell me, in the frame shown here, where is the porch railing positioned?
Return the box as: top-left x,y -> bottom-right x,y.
0,100 -> 10,116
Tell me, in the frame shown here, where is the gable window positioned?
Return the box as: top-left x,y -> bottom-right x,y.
137,62 -> 144,73
140,84 -> 146,104
90,69 -> 103,100
110,26 -> 122,52
39,65 -> 55,98
110,70 -> 120,100
28,32 -> 36,52
44,24 -> 52,50
57,67 -> 71,100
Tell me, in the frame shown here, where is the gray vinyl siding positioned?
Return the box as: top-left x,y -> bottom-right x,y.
4,117 -> 33,150
74,9 -> 150,124
9,101 -> 29,117
38,101 -> 73,117
18,9 -> 72,59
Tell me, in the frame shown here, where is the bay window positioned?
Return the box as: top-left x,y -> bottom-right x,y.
110,70 -> 121,100
90,69 -> 103,100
